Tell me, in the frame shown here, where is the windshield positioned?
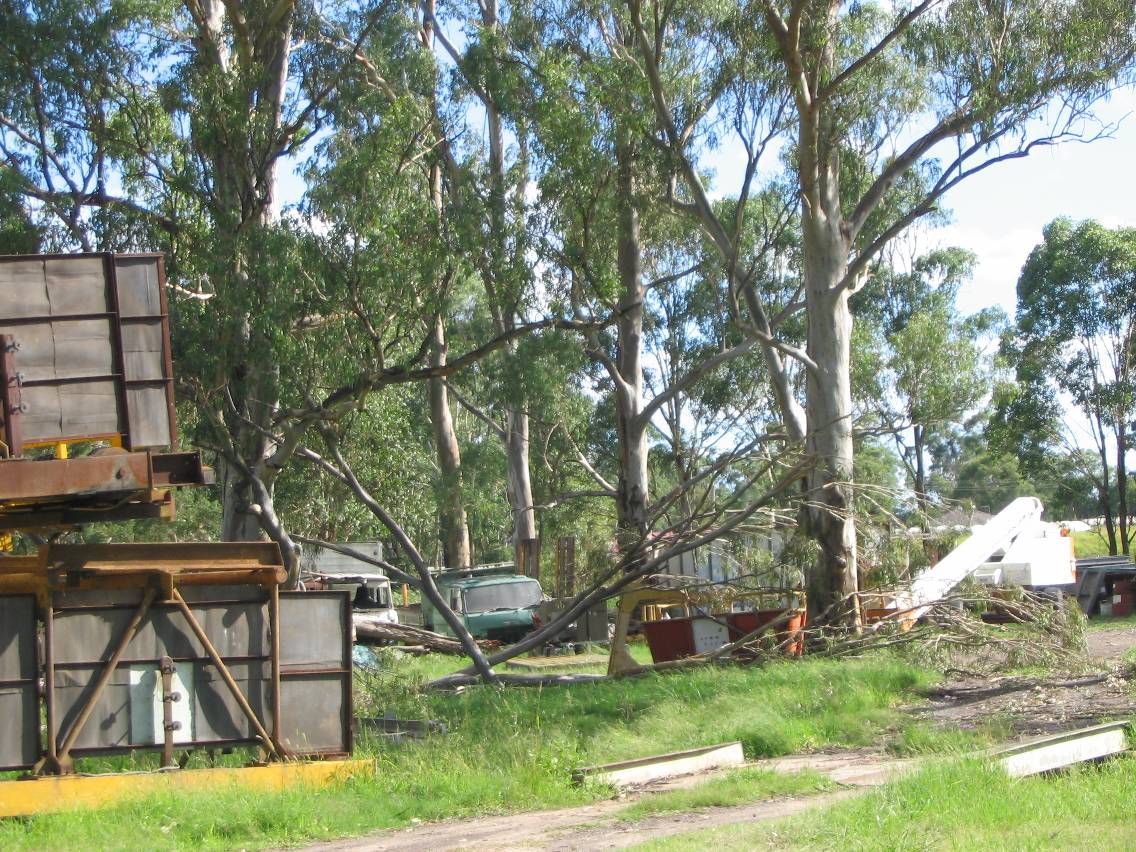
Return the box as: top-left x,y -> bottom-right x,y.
463,580 -> 542,613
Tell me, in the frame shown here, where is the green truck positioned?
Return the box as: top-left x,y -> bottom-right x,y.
420,565 -> 544,643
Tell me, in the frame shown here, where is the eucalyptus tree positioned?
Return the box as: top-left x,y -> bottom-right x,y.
0,0 -> 400,542
852,247 -> 1002,512
411,0 -> 550,564
996,218 -> 1136,554
622,0 -> 1135,621
517,0 -> 774,562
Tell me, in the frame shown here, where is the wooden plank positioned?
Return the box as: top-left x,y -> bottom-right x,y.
573,741 -> 745,787
993,721 -> 1129,778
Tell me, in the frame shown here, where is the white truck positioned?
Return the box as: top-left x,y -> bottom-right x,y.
898,497 -> 1076,617
972,518 -> 1077,596
301,541 -> 399,624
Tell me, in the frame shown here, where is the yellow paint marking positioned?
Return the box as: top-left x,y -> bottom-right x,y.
0,759 -> 372,819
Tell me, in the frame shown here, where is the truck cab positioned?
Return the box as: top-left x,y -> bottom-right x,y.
300,541 -> 399,625
422,566 -> 543,643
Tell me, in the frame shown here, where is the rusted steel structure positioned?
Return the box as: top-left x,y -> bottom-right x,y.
0,544 -> 353,775
0,254 -> 354,784
0,253 -> 211,529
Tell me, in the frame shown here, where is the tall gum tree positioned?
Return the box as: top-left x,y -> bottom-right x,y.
997,218 -> 1136,555
521,1 -> 766,559
427,0 -> 540,559
625,0 -> 1135,621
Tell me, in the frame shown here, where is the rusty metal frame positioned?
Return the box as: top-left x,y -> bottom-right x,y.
0,451 -> 211,503
1,556 -> 349,774
0,333 -> 21,457
0,252 -> 176,454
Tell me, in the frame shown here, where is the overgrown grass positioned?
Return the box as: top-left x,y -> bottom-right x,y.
615,768 -> 832,822
640,757 -> 1136,850
0,653 -> 935,850
886,719 -> 1010,757
1072,529 -> 1115,559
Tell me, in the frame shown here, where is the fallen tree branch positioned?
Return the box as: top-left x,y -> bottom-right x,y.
354,614 -> 499,655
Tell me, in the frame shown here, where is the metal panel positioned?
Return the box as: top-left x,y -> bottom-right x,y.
280,592 -> 350,669
279,591 -> 352,755
280,674 -> 348,753
51,586 -> 272,753
0,595 -> 40,770
52,599 -> 269,665
48,586 -> 350,758
54,661 -> 271,752
0,253 -> 174,450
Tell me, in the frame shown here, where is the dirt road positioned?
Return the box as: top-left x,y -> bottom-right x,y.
908,621 -> 1136,736
301,753 -> 911,852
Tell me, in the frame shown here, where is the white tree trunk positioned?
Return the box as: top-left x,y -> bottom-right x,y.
614,144 -> 649,550
429,316 -> 472,569
802,212 -> 859,621
505,408 -> 537,542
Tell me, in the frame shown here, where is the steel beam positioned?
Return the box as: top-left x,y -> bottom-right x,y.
0,450 -> 212,505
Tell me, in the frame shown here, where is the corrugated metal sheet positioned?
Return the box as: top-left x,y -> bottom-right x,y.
0,253 -> 175,451
0,595 -> 39,770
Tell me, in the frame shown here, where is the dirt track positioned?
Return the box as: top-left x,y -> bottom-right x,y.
302,753 -> 911,851
907,622 -> 1136,736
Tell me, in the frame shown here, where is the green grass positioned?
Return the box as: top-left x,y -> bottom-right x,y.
1087,613 -> 1136,631
885,719 -> 1010,757
1072,528 -> 1115,559
615,768 -> 832,821
0,653 -> 935,850
639,757 -> 1136,850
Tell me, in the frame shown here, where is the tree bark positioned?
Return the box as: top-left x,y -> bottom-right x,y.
478,0 -> 538,549
801,213 -> 860,623
1095,409 -> 1118,554
614,140 -> 650,556
429,316 -> 472,569
185,3 -> 296,545
505,409 -> 537,542
1118,426 -> 1129,555
913,424 -> 928,513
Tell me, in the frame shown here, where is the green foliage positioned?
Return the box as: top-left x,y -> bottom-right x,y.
852,247 -> 1001,511
994,218 -> 1136,545
1001,218 -> 1136,442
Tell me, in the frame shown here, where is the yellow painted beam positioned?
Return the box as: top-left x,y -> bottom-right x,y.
0,759 -> 372,819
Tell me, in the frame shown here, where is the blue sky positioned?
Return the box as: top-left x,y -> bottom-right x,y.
940,88 -> 1136,318
699,86 -> 1136,320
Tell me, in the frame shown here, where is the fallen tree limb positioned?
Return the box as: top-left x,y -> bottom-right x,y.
354,614 -> 499,655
